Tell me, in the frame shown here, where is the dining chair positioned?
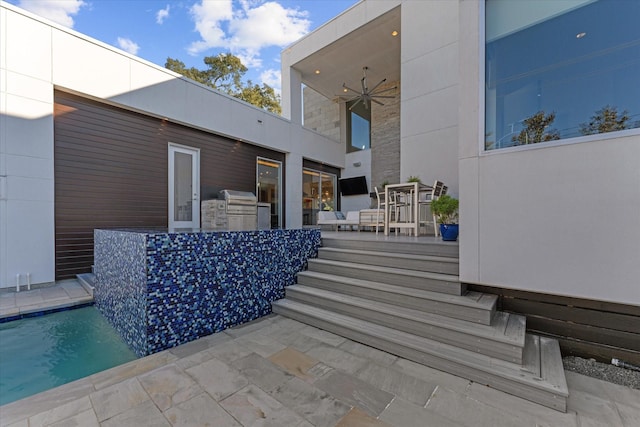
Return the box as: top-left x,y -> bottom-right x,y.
373,187 -> 389,234
418,180 -> 447,236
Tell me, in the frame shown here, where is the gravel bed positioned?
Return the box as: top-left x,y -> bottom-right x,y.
563,356 -> 640,389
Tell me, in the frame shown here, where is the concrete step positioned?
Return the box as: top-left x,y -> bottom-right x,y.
296,271 -> 495,325
76,273 -> 95,296
321,236 -> 459,258
285,285 -> 526,363
317,247 -> 459,275
307,258 -> 464,296
272,300 -> 568,412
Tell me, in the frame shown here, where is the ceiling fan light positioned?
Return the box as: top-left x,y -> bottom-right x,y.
391,30 -> 398,37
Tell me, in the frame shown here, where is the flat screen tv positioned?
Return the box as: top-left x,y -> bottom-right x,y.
339,176 -> 369,196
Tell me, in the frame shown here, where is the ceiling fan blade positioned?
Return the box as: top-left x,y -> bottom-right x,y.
370,95 -> 395,99
371,98 -> 385,106
342,83 -> 361,95
368,78 -> 387,94
348,98 -> 363,111
370,86 -> 397,95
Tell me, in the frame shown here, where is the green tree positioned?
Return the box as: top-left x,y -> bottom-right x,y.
579,105 -> 630,135
237,81 -> 281,114
512,111 -> 560,145
165,53 -> 281,114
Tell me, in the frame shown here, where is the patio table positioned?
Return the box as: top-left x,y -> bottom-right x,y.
384,182 -> 432,236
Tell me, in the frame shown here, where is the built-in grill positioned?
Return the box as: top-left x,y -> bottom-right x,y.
220,190 -> 257,215
201,190 -> 257,230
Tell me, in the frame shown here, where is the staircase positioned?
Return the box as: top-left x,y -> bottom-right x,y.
272,235 -> 569,412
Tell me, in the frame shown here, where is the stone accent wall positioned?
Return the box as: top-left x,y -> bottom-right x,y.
303,86 -> 341,141
371,81 -> 401,189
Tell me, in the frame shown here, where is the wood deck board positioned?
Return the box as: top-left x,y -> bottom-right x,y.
288,285 -> 521,344
307,259 -> 463,295
318,247 -> 459,263
309,259 -> 459,281
297,271 -> 495,310
285,285 -> 524,362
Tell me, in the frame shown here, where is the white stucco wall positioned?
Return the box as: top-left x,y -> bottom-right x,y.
0,2 -> 344,288
458,0 -> 640,306
400,0 -> 459,196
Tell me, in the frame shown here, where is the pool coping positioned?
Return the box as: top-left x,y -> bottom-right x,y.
0,298 -> 95,323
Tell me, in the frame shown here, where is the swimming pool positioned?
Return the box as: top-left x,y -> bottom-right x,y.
0,305 -> 137,406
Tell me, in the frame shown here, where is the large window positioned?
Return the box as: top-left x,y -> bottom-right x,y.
485,0 -> 640,150
347,99 -> 371,152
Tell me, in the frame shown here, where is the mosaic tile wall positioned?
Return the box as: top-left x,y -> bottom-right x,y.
94,228 -> 320,356
94,229 -> 149,356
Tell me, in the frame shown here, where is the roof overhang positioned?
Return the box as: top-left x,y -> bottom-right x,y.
284,3 -> 401,102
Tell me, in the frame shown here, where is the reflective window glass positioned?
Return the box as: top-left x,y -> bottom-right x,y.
485,0 -> 640,150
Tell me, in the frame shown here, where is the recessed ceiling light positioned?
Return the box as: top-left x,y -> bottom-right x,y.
315,70 -> 320,74
343,88 -> 348,92
391,30 -> 398,37
576,32 -> 587,39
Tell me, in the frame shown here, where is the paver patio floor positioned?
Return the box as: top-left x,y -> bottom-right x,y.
1,283 -> 639,426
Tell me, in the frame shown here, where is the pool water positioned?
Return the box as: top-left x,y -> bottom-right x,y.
0,306 -> 137,406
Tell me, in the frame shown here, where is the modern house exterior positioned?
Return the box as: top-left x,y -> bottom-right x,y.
1,0 -> 638,363
281,0 -> 639,361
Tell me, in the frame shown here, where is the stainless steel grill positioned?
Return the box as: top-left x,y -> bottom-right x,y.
220,190 -> 257,215
220,190 -> 257,230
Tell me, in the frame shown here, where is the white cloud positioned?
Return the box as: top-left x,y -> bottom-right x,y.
17,0 -> 85,28
156,5 -> 170,24
117,37 -> 140,55
260,68 -> 281,94
188,0 -> 233,54
188,0 -> 310,69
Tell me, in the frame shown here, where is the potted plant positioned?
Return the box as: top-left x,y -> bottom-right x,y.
431,194 -> 459,241
407,176 -> 421,183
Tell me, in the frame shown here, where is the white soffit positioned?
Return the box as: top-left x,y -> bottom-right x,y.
290,5 -> 401,101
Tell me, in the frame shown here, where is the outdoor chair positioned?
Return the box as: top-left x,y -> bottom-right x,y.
418,180 -> 447,236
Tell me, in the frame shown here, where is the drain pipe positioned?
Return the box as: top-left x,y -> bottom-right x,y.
612,358 -> 640,372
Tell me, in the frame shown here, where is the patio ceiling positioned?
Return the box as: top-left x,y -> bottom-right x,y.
290,6 -> 401,102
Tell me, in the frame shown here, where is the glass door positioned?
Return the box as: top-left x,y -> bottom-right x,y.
168,144 -> 200,229
302,168 -> 336,226
256,157 -> 282,228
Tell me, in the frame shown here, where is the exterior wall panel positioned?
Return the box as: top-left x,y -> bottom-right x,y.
54,91 -> 285,279
458,0 -> 640,306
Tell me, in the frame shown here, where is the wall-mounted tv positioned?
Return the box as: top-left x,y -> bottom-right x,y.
339,176 -> 369,196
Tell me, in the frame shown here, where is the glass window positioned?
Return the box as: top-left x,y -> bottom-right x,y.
347,99 -> 371,152
256,158 -> 282,229
302,168 -> 337,226
485,0 -> 640,150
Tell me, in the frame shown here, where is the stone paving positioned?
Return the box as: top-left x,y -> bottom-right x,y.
0,279 -> 92,319
1,284 -> 639,426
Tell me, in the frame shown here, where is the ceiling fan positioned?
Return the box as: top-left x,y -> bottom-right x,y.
341,66 -> 397,110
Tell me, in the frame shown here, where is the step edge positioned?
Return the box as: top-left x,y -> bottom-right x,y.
309,258 -> 460,281
297,271 -> 497,309
318,247 -> 459,263
287,285 -> 522,346
273,300 -> 568,398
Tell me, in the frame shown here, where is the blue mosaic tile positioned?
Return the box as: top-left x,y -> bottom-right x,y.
93,228 -> 320,356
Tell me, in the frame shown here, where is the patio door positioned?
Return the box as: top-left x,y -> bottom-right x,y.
168,144 -> 200,229
302,168 -> 336,226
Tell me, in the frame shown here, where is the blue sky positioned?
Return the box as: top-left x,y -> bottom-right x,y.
7,0 -> 359,93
